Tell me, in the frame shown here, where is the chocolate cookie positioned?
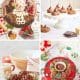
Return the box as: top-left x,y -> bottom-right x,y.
64,31 -> 77,38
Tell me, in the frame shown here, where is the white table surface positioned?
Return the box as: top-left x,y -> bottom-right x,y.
41,10 -> 80,40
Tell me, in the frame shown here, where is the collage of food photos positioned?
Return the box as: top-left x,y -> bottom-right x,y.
0,0 -> 80,80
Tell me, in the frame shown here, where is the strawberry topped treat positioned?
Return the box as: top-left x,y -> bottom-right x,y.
19,25 -> 34,39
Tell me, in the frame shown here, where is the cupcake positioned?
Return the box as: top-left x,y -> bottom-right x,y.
51,8 -> 60,16
60,6 -> 66,13
67,5 -> 76,14
47,7 -> 53,13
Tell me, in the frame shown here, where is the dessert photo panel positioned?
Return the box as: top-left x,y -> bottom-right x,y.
41,0 -> 80,40
0,0 -> 40,40
0,41 -> 39,80
40,40 -> 80,80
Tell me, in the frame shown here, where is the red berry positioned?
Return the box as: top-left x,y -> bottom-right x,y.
41,48 -> 45,51
43,40 -> 51,48
2,56 -> 11,63
47,44 -> 51,47
27,6 -> 34,15
0,30 -> 3,33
